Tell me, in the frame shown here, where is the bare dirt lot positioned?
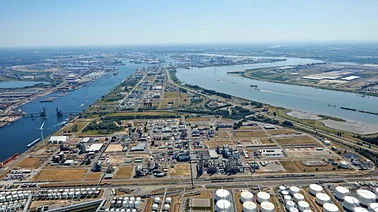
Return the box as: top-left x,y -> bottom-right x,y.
16,157 -> 43,169
169,164 -> 191,176
85,172 -> 103,181
114,166 -> 134,179
274,135 -> 321,147
105,144 -> 124,152
33,169 -> 87,181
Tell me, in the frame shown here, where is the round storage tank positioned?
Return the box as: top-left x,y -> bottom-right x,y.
216,199 -> 231,212
303,210 -> 313,212
261,202 -> 275,212
163,204 -> 170,211
134,200 -> 140,209
369,203 -> 378,212
343,196 -> 359,211
290,208 -> 299,212
323,203 -> 339,212
240,191 -> 254,203
154,197 -> 160,203
279,186 -> 286,191
298,201 -> 310,212
315,193 -> 330,206
309,184 -> 323,196
286,201 -> 296,210
152,204 -> 158,210
257,192 -> 271,203
165,197 -> 172,204
356,189 -> 376,207
353,207 -> 368,212
294,193 -> 305,202
290,187 -> 301,196
339,161 -> 349,169
284,195 -> 292,203
282,191 -> 289,196
242,201 -> 257,212
216,189 -> 230,201
334,186 -> 349,200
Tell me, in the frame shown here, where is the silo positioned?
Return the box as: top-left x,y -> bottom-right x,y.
294,193 -> 305,202
343,196 -> 359,211
242,201 -> 257,212
216,189 -> 230,201
216,199 -> 231,212
315,193 -> 330,206
290,187 -> 301,196
309,184 -> 323,196
261,202 -> 275,212
240,191 -> 254,203
286,200 -> 297,210
334,186 -> 349,200
323,203 -> 339,212
257,192 -> 271,203
356,189 -> 376,207
298,201 -> 310,212
369,203 -> 378,212
353,207 -> 368,212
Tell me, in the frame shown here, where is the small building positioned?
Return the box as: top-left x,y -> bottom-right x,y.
63,160 -> 75,166
87,143 -> 103,152
104,174 -> 113,179
131,142 -> 146,151
208,149 -> 219,159
260,149 -> 284,157
80,137 -> 91,143
49,136 -> 68,144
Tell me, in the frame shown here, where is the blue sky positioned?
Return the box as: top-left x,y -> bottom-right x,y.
1,0 -> 378,47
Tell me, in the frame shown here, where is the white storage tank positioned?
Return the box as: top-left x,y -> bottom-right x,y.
286,200 -> 297,210
284,195 -> 292,203
163,204 -> 170,211
123,201 -> 128,208
315,193 -> 330,206
343,196 -> 359,211
356,189 -> 376,207
216,199 -> 231,212
353,207 -> 368,212
290,208 -> 299,212
136,197 -> 141,202
294,193 -> 305,202
290,186 -> 301,196
131,209 -> 136,212
303,210 -> 313,212
369,203 -> 378,212
323,203 -> 339,212
261,202 -> 275,212
339,161 -> 349,169
129,200 -> 134,208
334,186 -> 349,200
134,200 -> 140,209
165,197 -> 172,204
240,191 -> 254,203
130,197 -> 135,202
309,184 -> 323,196
298,201 -> 310,212
154,197 -> 160,203
257,192 -> 271,203
282,191 -> 290,196
216,189 -> 230,200
152,204 -> 159,210
242,201 -> 257,212
279,186 -> 286,191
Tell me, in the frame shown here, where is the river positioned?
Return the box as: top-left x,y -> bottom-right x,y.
0,63 -> 144,161
176,57 -> 378,126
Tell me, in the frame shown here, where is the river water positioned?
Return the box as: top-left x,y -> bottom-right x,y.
0,63 -> 143,161
176,57 -> 378,125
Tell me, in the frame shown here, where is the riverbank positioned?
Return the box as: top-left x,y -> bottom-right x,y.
231,69 -> 378,98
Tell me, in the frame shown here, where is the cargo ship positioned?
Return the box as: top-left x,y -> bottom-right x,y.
27,138 -> 41,148
0,153 -> 19,168
40,97 -> 58,102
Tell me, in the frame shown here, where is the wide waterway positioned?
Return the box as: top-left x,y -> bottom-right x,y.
176,57 -> 378,126
0,63 -> 144,161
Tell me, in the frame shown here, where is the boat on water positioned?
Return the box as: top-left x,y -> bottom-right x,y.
250,84 -> 258,88
27,138 -> 41,148
40,97 -> 58,102
113,72 -> 119,75
61,121 -> 67,126
0,153 -> 19,168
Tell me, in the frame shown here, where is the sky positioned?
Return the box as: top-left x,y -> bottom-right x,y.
1,0 -> 378,47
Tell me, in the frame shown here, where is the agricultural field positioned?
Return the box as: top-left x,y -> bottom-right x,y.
33,169 -> 87,181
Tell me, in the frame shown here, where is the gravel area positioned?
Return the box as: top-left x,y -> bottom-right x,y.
322,119 -> 378,135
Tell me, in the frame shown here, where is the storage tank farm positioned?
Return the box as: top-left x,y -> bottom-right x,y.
215,189 -> 233,212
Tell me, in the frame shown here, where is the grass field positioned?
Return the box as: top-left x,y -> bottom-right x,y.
33,169 -> 87,181
114,166 -> 134,179
169,164 -> 191,176
85,172 -> 103,181
16,157 -> 43,169
233,130 -> 268,137
281,160 -> 342,173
